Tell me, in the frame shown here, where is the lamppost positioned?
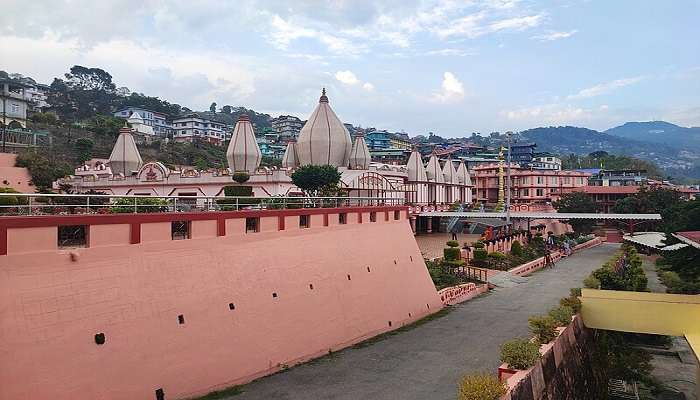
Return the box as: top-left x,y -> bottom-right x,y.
505,131 -> 513,226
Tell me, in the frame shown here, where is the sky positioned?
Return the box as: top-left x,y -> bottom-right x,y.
1,0 -> 699,137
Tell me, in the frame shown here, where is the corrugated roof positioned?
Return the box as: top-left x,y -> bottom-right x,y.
623,232 -> 688,251
420,211 -> 662,220
674,231 -> 700,249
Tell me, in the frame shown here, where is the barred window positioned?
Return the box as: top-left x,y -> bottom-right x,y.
171,221 -> 190,240
58,225 -> 88,248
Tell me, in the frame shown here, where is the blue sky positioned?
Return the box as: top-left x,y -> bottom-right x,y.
1,0 -> 698,136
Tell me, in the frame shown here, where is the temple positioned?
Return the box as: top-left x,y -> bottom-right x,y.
58,89 -> 474,207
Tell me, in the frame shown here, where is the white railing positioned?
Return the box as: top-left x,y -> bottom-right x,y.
0,193 -> 405,216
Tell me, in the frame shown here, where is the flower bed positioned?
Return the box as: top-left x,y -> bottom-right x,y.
437,282 -> 489,306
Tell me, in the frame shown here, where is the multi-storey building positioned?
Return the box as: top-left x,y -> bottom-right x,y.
114,107 -> 172,137
472,163 -> 590,204
271,115 -> 303,139
365,130 -> 392,150
509,142 -> 537,165
24,83 -> 49,111
0,79 -> 29,129
531,155 -> 562,170
390,135 -> 412,150
172,114 -> 230,146
589,169 -> 647,186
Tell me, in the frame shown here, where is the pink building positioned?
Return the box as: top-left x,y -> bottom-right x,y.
472,163 -> 590,205
0,205 -> 443,400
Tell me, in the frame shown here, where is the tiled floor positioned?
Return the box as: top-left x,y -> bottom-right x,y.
414,233 -> 482,259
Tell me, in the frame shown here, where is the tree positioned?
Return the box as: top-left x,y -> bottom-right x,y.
552,192 -> 597,233
15,151 -> 72,191
65,66 -> 116,92
221,105 -> 232,114
210,102 -> 217,113
291,165 -> 342,197
75,138 -> 94,163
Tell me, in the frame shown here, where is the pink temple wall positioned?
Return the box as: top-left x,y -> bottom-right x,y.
0,207 -> 443,400
0,153 -> 34,193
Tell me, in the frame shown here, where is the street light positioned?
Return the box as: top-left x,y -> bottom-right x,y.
505,131 -> 513,226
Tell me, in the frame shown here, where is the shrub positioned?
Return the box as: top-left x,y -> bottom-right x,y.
110,197 -> 169,213
500,338 -> 541,369
426,259 -> 459,289
548,306 -> 574,326
457,373 -> 507,400
444,247 -> 461,261
232,171 -> 250,183
583,275 -> 601,289
528,315 -> 557,344
473,241 -> 485,249
510,240 -> 523,257
447,240 -> 460,248
658,270 -> 681,291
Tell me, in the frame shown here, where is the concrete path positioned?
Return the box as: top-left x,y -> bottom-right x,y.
229,243 -> 620,400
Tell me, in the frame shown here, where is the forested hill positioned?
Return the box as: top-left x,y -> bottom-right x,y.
605,121 -> 700,150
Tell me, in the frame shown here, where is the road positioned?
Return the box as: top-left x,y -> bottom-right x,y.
228,243 -> 620,400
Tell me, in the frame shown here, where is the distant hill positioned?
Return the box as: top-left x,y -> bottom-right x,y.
605,121 -> 700,150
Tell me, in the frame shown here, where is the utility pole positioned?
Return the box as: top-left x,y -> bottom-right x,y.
505,131 -> 513,226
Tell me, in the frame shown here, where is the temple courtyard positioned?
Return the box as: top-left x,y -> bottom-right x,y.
221,244 -> 620,400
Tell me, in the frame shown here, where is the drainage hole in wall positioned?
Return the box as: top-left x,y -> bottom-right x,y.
94,332 -> 105,345
388,321 -> 392,327
177,315 -> 185,324
427,303 -> 430,309
367,267 -> 371,272
155,388 -> 165,400
228,303 -> 235,310
410,256 -> 413,262
394,260 -> 397,265
272,292 -> 278,298
347,274 -> 351,281
408,313 -> 412,318
309,284 -> 314,290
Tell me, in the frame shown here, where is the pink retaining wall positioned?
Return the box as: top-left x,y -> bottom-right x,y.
507,238 -> 602,277
437,283 -> 489,306
0,207 -> 443,400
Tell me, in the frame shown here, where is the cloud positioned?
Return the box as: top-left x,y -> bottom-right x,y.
431,72 -> 465,104
362,82 -> 375,91
335,70 -> 360,85
502,103 -> 593,124
532,29 -> 578,42
424,48 -> 476,57
567,76 -> 644,100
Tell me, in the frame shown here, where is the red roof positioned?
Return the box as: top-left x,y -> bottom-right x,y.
579,186 -> 640,194
676,231 -> 700,246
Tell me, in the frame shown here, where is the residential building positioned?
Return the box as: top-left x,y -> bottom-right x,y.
370,149 -> 411,164
172,114 -> 230,146
24,83 -> 50,111
114,107 -> 173,137
589,169 -> 647,186
271,115 -> 303,139
531,155 -> 562,171
509,142 -> 537,165
472,163 -> 590,204
390,135 -> 412,150
0,79 -> 29,129
365,130 -> 392,150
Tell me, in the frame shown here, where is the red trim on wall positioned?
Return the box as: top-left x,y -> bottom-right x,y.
278,215 -> 285,231
0,226 -> 7,255
217,217 -> 226,237
129,223 -> 141,244
0,206 -> 408,229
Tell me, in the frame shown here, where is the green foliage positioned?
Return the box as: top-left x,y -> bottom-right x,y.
75,137 -> 94,162
583,275 -> 601,289
446,240 -> 460,248
552,192 -> 597,233
120,93 -> 182,116
456,374 -> 507,400
426,259 -> 459,290
291,165 -> 342,197
29,112 -> 59,125
444,247 -> 461,262
528,315 -> 557,345
548,306 -> 574,326
590,246 -> 648,292
510,240 -> 523,257
0,187 -> 28,213
232,171 -> 250,183
87,114 -> 123,137
110,197 -> 169,213
218,185 -> 260,209
559,289 -> 582,313
500,338 -> 541,370
15,150 -> 72,191
473,241 -> 485,249
224,186 -> 253,196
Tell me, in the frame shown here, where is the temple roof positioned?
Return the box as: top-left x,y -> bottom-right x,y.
349,134 -> 371,170
442,157 -> 459,184
296,89 -> 352,167
108,126 -> 143,176
282,140 -> 299,169
226,114 -> 261,173
456,160 -> 472,186
406,147 -> 427,181
425,152 -> 444,183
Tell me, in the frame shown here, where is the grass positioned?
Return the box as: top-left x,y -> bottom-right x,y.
189,385 -> 245,399
352,306 -> 454,349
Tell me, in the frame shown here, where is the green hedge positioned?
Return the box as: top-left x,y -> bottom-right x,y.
500,338 -> 541,370
528,315 -> 557,345
457,373 -> 507,400
444,247 -> 461,261
548,306 -> 574,326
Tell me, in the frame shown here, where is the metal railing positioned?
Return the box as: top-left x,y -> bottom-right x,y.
0,193 -> 406,216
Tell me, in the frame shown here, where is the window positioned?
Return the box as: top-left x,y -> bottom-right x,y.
338,213 -> 347,224
246,217 -> 259,233
299,215 -> 310,228
10,103 -> 20,113
394,210 -> 401,220
536,176 -> 544,185
370,212 -> 377,222
536,189 -> 544,196
171,221 -> 190,240
58,225 -> 88,248
550,177 -> 557,185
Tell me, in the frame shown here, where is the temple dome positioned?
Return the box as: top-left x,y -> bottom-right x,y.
282,140 -> 299,169
108,126 -> 143,176
457,161 -> 472,185
226,114 -> 261,173
349,133 -> 371,170
406,148 -> 427,181
442,156 -> 459,184
425,152 -> 444,183
296,89 -> 352,167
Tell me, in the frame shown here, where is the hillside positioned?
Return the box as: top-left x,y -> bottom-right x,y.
605,121 -> 700,150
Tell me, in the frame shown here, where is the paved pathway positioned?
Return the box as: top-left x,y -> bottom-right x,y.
229,243 -> 620,400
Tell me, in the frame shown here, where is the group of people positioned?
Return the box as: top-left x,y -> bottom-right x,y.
543,234 -> 576,268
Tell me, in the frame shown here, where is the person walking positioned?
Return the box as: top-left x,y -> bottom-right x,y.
544,248 -> 554,269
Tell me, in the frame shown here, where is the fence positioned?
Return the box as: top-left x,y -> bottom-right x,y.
0,193 -> 405,216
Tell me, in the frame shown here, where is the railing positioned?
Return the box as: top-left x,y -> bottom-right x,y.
0,193 -> 405,216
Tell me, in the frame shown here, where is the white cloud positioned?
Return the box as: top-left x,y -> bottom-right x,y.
363,82 -> 375,91
335,70 -> 360,85
502,103 -> 593,124
532,29 -> 578,42
488,14 -> 543,32
424,48 -> 476,57
567,76 -> 645,100
431,72 -> 465,104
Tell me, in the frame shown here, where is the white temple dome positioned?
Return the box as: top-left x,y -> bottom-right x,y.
282,140 -> 299,169
442,156 -> 459,184
406,147 -> 427,181
425,152 -> 444,183
349,133 -> 371,170
108,126 -> 143,176
296,88 -> 352,167
226,114 -> 262,173
457,161 -> 472,185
